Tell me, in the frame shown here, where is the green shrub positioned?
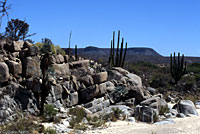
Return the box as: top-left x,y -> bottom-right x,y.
42,128 -> 57,134
68,107 -> 86,129
43,104 -> 58,120
35,38 -> 65,55
159,106 -> 169,115
87,116 -> 105,128
187,63 -> 200,73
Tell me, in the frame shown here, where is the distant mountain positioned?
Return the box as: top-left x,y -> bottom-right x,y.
63,46 -> 200,64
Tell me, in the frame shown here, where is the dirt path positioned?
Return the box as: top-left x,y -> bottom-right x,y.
85,110 -> 200,134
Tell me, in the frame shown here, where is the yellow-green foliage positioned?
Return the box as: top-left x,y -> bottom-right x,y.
35,42 -> 65,55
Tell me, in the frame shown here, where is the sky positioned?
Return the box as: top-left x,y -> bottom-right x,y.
1,0 -> 200,56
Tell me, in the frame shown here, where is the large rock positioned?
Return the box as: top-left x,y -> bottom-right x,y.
108,70 -> 123,81
52,63 -> 70,76
71,67 -> 88,78
55,54 -> 64,64
0,62 -> 10,82
12,41 -> 24,52
126,73 -> 142,87
140,96 -> 168,113
128,86 -> 146,103
84,97 -> 110,113
80,85 -> 100,102
92,72 -> 108,84
27,46 -> 39,56
6,60 -> 22,76
112,67 -> 129,75
22,56 -> 40,78
135,105 -> 158,123
71,60 -> 89,69
68,92 -> 79,106
80,75 -> 94,87
177,100 -> 198,116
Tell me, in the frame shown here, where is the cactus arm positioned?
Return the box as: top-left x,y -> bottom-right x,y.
122,42 -> 127,67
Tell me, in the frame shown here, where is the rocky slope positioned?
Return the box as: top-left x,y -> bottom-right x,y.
0,39 -> 199,133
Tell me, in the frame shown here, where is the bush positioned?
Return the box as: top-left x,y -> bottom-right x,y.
87,116 -> 105,128
187,63 -> 200,73
159,106 -> 169,115
0,116 -> 41,134
43,104 -> 58,120
42,128 -> 57,134
68,107 -> 86,129
35,38 -> 65,55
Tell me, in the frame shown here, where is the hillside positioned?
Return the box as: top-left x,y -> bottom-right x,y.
63,47 -> 200,64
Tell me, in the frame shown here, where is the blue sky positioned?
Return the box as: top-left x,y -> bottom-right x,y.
2,0 -> 200,56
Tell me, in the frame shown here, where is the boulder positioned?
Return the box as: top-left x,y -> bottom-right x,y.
0,62 -> 10,82
80,75 -> 94,87
92,72 -> 108,84
22,56 -> 40,78
71,67 -> 88,79
27,46 -> 39,56
112,67 -> 129,75
105,81 -> 115,92
135,105 -> 158,123
128,86 -> 146,103
140,96 -> 168,112
146,87 -> 156,95
71,60 -> 89,69
126,73 -> 142,87
84,97 -> 110,113
24,41 -> 33,48
52,84 -> 63,100
108,70 -> 123,81
52,63 -> 70,76
64,55 -> 69,63
177,100 -> 198,116
12,41 -> 24,52
55,54 -> 64,64
80,85 -> 100,102
68,92 -> 79,106
6,60 -> 22,76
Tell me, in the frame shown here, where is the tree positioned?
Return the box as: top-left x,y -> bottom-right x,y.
5,18 -> 35,41
0,0 -> 11,29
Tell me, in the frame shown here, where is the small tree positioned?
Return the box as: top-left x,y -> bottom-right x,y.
5,18 -> 35,41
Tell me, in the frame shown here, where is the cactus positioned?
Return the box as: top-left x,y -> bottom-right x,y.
108,30 -> 127,68
75,44 -> 78,60
170,52 -> 187,84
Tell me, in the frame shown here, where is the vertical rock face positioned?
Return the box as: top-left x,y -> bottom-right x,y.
22,56 -> 41,78
6,61 -> 22,76
0,62 -> 10,82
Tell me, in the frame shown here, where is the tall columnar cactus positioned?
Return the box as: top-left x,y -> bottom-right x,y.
108,30 -> 127,68
170,52 -> 187,84
75,44 -> 78,60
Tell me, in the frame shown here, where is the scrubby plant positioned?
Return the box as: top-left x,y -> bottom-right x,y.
42,127 -> 57,134
170,52 -> 187,84
68,107 -> 86,129
87,116 -> 106,128
159,105 -> 169,115
43,104 -> 58,120
108,30 -> 127,68
35,38 -> 65,55
0,116 -> 41,134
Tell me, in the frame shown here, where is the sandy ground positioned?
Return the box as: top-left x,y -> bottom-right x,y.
85,109 -> 200,134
